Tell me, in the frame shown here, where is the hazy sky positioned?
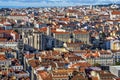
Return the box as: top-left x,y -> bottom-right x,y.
0,0 -> 119,7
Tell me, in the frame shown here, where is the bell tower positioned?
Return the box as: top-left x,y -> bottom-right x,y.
17,28 -> 24,64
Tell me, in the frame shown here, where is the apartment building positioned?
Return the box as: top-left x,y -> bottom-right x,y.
73,30 -> 90,44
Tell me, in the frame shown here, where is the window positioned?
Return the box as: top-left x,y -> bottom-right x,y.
2,62 -> 4,64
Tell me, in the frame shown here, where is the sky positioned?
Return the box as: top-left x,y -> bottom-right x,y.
0,0 -> 120,7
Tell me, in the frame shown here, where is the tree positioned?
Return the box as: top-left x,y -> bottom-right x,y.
93,63 -> 101,67
14,29 -> 19,33
115,62 -> 120,65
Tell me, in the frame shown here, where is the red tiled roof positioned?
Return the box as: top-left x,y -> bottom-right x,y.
53,31 -> 70,34
73,30 -> 89,34
92,77 -> 99,80
53,69 -> 74,75
0,54 -> 6,60
24,54 -> 34,59
59,18 -> 70,21
112,11 -> 120,15
28,59 -> 40,68
0,38 -> 7,42
71,74 -> 87,80
67,9 -> 79,13
0,30 -> 13,34
83,52 -> 100,58
69,62 -> 91,68
37,70 -> 52,80
115,78 -> 120,80
39,27 -> 47,32
10,14 -> 27,16
99,50 -> 111,55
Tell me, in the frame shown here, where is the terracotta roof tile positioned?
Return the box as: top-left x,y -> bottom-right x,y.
72,74 -> 87,80
69,62 -> 91,68
24,54 -> 34,59
53,31 -> 70,34
0,54 -> 6,60
28,59 -> 40,68
73,30 -> 89,34
0,38 -> 7,42
92,77 -> 98,80
83,51 -> 100,58
59,18 -> 70,21
0,30 -> 13,34
37,70 -> 52,80
10,14 -> 27,16
112,11 -> 120,15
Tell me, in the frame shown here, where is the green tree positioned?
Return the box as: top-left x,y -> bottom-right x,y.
93,63 -> 101,67
115,62 -> 120,65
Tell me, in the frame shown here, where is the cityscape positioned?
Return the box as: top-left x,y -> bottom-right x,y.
0,0 -> 120,80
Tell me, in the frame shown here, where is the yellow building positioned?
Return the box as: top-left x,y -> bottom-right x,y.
73,30 -> 90,44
